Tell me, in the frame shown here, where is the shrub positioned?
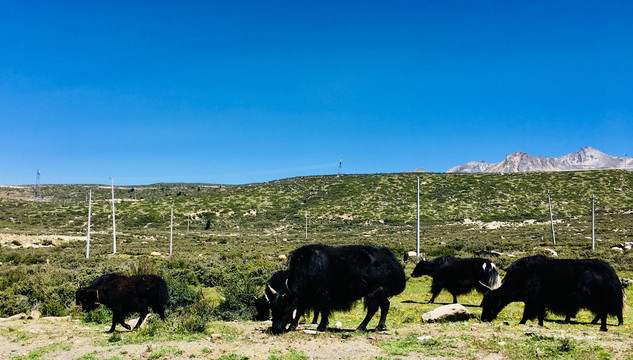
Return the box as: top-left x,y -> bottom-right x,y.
214,273 -> 260,321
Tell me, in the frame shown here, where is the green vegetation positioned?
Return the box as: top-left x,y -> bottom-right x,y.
9,342 -> 72,360
1,170 -> 632,358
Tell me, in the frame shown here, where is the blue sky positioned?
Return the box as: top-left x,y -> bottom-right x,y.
1,1 -> 632,185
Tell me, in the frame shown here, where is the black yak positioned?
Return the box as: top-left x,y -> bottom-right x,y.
480,255 -> 624,331
254,270 -> 320,323
268,244 -> 406,334
411,256 -> 501,304
76,273 -> 169,333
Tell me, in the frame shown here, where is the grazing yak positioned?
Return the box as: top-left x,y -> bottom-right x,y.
254,270 -> 320,323
411,256 -> 501,304
76,274 -> 169,333
268,244 -> 406,334
480,255 -> 624,331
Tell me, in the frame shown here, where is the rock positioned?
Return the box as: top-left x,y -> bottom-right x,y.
543,248 -> 558,257
278,254 -> 287,261
150,251 -> 162,257
28,310 -> 41,320
403,251 -> 419,262
129,314 -> 153,328
421,304 -> 472,323
0,313 -> 27,322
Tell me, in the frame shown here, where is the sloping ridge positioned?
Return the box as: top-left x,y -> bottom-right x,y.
447,147 -> 629,173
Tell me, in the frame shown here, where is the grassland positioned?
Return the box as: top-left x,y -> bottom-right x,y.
0,170 -> 632,359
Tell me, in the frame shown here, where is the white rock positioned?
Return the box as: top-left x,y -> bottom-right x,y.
421,304 -> 472,323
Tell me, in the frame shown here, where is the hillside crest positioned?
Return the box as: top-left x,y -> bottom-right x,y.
446,147 -> 630,173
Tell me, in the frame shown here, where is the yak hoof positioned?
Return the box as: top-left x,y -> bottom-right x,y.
375,325 -> 387,332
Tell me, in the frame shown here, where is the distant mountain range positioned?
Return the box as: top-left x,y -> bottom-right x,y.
443,147 -> 631,174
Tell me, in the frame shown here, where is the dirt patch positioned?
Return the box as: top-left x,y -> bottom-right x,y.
0,233 -> 84,248
1,316 -> 632,359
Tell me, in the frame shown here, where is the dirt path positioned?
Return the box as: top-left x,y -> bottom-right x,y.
1,315 -> 632,359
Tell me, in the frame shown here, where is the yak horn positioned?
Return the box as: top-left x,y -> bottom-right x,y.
479,281 -> 492,291
285,279 -> 291,292
267,283 -> 277,296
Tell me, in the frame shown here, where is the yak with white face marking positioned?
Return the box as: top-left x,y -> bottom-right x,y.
254,270 -> 320,324
480,255 -> 624,331
411,256 -> 501,304
268,244 -> 406,334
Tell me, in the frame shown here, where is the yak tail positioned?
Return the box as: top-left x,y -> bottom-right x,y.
486,262 -> 502,290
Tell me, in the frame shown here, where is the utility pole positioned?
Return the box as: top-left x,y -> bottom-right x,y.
170,204 -> 174,256
86,189 -> 92,258
416,176 -> 420,257
591,195 -> 596,250
111,177 -> 117,254
34,169 -> 42,201
546,189 -> 555,245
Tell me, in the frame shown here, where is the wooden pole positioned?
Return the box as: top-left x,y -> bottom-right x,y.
416,176 -> 420,257
547,190 -> 556,245
591,195 -> 596,250
86,189 -> 91,258
170,204 -> 174,256
111,177 -> 117,254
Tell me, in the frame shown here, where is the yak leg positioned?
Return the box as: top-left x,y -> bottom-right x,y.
133,309 -> 149,330
599,314 -> 608,331
519,303 -> 535,325
108,316 -> 118,333
452,293 -> 458,304
591,314 -> 600,324
156,306 -> 166,321
109,312 -> 130,333
357,306 -> 378,332
288,306 -> 304,331
316,309 -> 330,332
428,281 -> 442,304
375,299 -> 391,331
358,289 -> 386,331
310,310 -> 319,324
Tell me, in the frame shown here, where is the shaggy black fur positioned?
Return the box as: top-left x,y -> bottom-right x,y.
76,274 -> 169,332
269,244 -> 406,334
481,255 -> 624,331
411,256 -> 501,304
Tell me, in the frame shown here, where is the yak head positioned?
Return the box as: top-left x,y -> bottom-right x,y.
75,287 -> 101,312
480,288 -> 503,322
254,295 -> 270,321
411,260 -> 430,277
268,280 -> 297,335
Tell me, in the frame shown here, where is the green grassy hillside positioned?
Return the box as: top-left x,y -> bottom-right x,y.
0,170 -> 631,325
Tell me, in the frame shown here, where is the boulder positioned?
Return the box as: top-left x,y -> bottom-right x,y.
28,310 -> 41,320
421,304 -> 472,323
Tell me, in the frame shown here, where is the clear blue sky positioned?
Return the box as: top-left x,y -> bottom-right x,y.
2,1 -> 632,185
